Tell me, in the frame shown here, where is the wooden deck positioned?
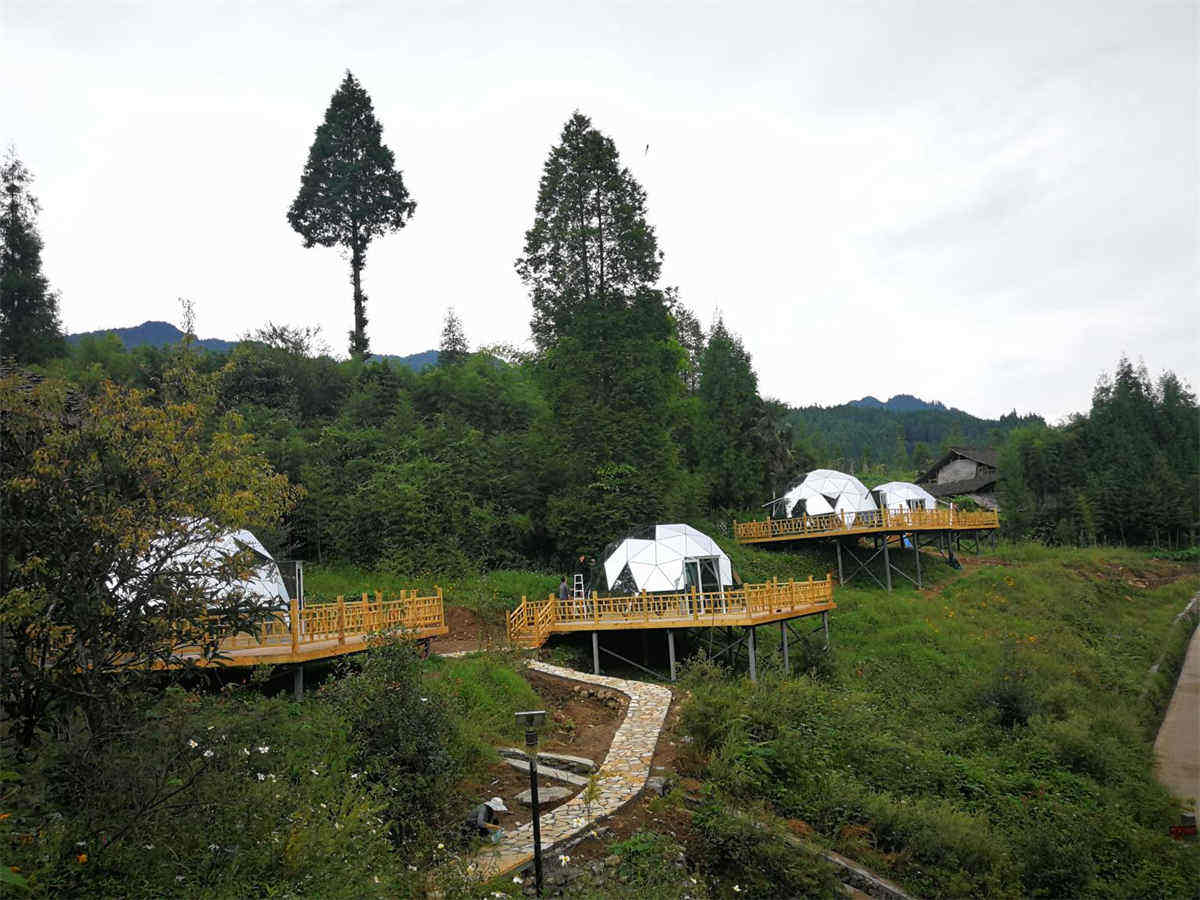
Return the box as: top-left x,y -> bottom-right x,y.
506,577 -> 836,648
734,506 -> 999,545
160,590 -> 448,668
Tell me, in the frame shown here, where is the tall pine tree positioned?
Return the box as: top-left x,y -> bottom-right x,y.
288,72 -> 416,358
0,150 -> 64,364
516,112 -> 692,556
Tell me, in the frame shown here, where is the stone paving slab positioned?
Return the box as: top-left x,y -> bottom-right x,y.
502,756 -> 589,787
473,660 -> 672,880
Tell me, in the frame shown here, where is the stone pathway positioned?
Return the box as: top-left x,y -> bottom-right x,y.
473,660 -> 672,880
1154,594 -> 1200,812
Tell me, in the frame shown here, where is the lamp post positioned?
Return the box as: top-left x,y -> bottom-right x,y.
515,709 -> 547,896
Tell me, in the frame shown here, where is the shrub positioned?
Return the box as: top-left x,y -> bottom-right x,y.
690,799 -> 841,899
321,637 -> 468,842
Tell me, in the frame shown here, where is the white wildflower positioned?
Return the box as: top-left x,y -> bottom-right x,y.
257,746 -> 269,754
257,773 -> 266,781
187,739 -> 198,749
242,748 -> 251,756
407,865 -> 418,872
558,854 -> 570,867
437,843 -> 444,850
733,886 -> 741,894
208,844 -> 219,851
203,749 -> 214,759
311,769 -> 319,775
513,876 -> 523,884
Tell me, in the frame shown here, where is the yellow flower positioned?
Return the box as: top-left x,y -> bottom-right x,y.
76,853 -> 88,865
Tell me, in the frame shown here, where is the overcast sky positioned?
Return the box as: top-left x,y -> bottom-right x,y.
2,1 -> 1195,420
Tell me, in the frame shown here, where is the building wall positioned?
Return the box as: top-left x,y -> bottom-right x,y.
937,458 -> 978,484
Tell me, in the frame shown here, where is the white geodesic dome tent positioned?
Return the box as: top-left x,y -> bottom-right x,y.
602,524 -> 734,594
118,521 -> 291,611
776,469 -> 877,519
872,481 -> 937,511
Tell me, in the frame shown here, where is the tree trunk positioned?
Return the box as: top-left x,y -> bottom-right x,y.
350,238 -> 368,358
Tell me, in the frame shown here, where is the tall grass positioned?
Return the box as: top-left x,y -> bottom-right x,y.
678,546 -> 1200,898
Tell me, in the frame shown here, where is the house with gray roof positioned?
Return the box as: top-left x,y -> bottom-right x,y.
915,447 -> 999,510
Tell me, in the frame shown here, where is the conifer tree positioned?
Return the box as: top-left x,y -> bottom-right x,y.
697,318 -> 766,509
438,307 -> 468,365
516,112 -> 690,555
0,150 -> 64,364
288,72 -> 416,358
517,111 -> 663,349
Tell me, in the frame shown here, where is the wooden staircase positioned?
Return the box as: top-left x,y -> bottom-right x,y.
506,595 -> 555,649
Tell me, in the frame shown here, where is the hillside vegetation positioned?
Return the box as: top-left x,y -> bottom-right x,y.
677,547 -> 1200,898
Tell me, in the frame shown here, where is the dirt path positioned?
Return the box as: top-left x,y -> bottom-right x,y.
1153,596 -> 1200,812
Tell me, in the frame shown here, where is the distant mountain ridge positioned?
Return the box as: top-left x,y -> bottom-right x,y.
67,321 -> 440,371
68,321 -> 236,353
849,394 -> 948,413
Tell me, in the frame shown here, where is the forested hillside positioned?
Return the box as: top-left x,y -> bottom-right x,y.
787,401 -> 1043,473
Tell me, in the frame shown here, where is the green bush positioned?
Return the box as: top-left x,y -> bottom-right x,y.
321,639 -> 476,842
3,685 -> 408,898
690,800 -> 840,899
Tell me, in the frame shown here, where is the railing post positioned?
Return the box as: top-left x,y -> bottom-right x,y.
337,595 -> 346,647
290,597 -> 300,657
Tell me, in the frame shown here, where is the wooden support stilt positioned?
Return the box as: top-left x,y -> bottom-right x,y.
780,620 -> 789,674
667,629 -> 677,683
592,631 -> 600,675
883,537 -> 892,592
823,610 -> 830,650
747,626 -> 757,682
914,533 -> 922,588
836,541 -> 844,585
292,664 -> 304,701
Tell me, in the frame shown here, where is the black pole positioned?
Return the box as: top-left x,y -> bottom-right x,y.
526,727 -> 544,897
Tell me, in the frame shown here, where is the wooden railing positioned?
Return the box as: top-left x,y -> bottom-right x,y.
185,588 -> 446,659
507,577 -> 834,645
506,595 -> 554,647
734,506 -> 999,543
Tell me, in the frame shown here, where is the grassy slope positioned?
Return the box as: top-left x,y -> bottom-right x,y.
678,544 -> 1200,898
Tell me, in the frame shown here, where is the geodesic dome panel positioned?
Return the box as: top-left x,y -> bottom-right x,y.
872,481 -> 937,511
602,524 -> 733,594
119,520 -> 291,610
780,469 -> 876,518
